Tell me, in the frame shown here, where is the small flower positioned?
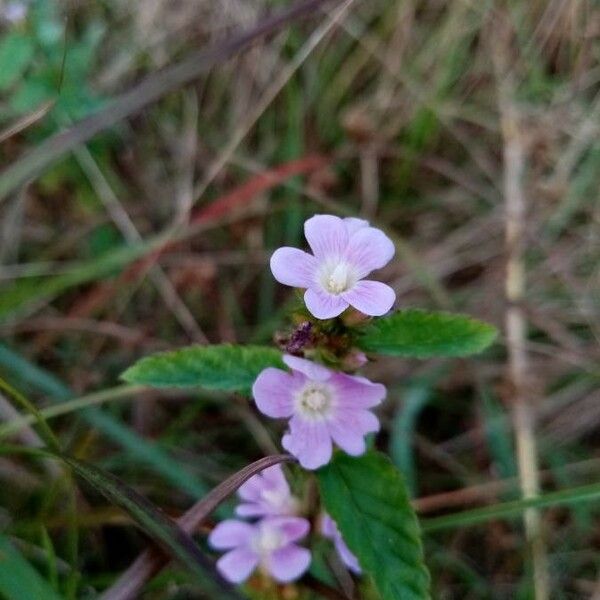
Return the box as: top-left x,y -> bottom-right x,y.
236,464 -> 298,519
321,514 -> 361,574
270,214 -> 396,319
253,355 -> 385,470
3,1 -> 27,23
209,517 -> 311,584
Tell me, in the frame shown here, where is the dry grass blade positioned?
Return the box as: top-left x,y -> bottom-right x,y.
0,101 -> 54,144
493,14 -> 549,600
0,0 -> 341,202
101,454 -> 295,600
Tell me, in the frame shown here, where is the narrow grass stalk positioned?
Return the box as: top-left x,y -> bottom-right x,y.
493,17 -> 550,600
0,384 -> 146,440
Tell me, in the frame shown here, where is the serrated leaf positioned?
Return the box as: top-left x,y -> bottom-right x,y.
122,344 -> 284,393
0,534 -> 65,600
0,32 -> 35,91
357,309 -> 497,358
317,451 -> 430,600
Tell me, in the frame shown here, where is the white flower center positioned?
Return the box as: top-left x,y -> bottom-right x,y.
319,261 -> 357,295
253,526 -> 284,555
295,383 -> 334,420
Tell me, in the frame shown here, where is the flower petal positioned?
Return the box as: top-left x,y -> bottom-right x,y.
304,288 -> 349,320
282,417 -> 332,470
216,548 -> 259,584
209,520 -> 254,550
283,354 -> 331,381
253,368 -> 298,418
261,464 -> 288,489
344,226 -> 395,277
342,280 -> 395,317
269,516 -> 310,544
335,538 -> 362,574
270,247 -> 317,288
330,373 -> 386,409
304,215 -> 348,259
328,410 -> 380,455
267,545 -> 311,583
235,503 -> 267,518
343,217 -> 369,236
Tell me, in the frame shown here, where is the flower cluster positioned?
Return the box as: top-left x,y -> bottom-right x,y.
210,215 -> 393,587
209,464 -> 359,584
255,214 -> 395,470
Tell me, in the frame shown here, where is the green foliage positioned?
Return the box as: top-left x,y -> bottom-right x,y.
0,534 -> 65,600
60,454 -> 241,599
0,32 -> 35,91
0,344 -> 208,498
317,451 -> 430,600
390,366 -> 447,497
4,0 -> 105,122
122,344 -> 285,394
422,480 -> 600,533
357,309 -> 497,358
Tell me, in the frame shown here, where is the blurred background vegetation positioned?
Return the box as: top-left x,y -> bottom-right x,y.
0,0 -> 599,598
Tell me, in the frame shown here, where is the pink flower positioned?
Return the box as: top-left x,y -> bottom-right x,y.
270,215 -> 396,319
208,517 -> 311,584
236,464 -> 299,518
321,514 -> 361,574
252,355 -> 385,470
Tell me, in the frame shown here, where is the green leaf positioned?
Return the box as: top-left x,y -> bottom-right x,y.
0,32 -> 35,91
357,309 -> 497,358
317,451 -> 430,600
60,455 -> 242,600
122,344 -> 284,394
0,534 -> 65,600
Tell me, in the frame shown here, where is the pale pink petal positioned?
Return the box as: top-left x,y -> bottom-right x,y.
267,545 -> 311,582
209,520 -> 254,550
237,473 -> 265,502
344,226 -> 395,277
321,514 -> 337,538
321,515 -> 361,574
270,247 -> 317,288
283,354 -> 331,381
253,368 -> 299,418
343,217 -> 369,236
327,410 -> 380,455
270,517 -> 310,544
235,503 -> 268,518
261,464 -> 288,489
335,538 -> 361,574
304,288 -> 349,320
342,280 -> 395,317
304,215 -> 348,259
282,417 -> 333,470
330,373 -> 386,409
216,547 -> 259,584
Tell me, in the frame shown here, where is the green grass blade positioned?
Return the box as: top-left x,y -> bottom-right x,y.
422,481 -> 600,532
0,344 -> 207,498
58,455 -> 243,600
0,534 -> 65,600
